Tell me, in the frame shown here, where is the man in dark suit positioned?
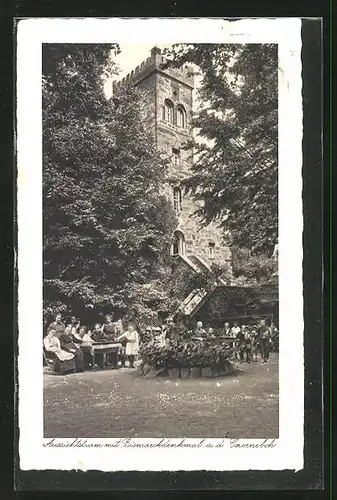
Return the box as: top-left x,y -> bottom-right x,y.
258,319 -> 271,362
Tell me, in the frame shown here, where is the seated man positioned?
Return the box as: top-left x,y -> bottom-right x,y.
91,323 -> 105,342
90,323 -> 106,369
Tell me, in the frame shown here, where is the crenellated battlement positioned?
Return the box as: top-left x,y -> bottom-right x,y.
113,46 -> 194,93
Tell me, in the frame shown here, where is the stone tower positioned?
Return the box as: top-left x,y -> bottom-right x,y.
113,47 -> 232,277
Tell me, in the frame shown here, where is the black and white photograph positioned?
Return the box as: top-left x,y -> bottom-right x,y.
17,18 -> 303,472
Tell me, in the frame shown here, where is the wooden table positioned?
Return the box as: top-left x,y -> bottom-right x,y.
81,342 -> 122,370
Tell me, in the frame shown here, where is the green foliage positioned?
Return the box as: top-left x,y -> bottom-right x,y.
43,44 -> 177,323
164,44 -> 278,254
232,247 -> 277,285
140,334 -> 234,368
168,264 -> 196,301
170,258 -> 231,297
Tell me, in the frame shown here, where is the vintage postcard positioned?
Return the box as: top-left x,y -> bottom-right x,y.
17,17 -> 303,472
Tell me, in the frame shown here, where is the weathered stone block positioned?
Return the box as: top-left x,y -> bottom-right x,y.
211,366 -> 220,377
190,367 -> 201,378
201,366 -> 213,378
180,368 -> 190,379
168,367 -> 181,378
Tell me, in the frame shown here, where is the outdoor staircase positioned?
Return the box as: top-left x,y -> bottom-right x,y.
185,254 -> 227,286
187,254 -> 211,274
176,289 -> 208,317
172,253 -> 227,319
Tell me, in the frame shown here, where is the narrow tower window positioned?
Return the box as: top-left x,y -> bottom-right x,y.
171,83 -> 179,99
177,106 -> 187,128
172,148 -> 180,165
164,100 -> 174,124
173,187 -> 182,213
208,242 -> 215,259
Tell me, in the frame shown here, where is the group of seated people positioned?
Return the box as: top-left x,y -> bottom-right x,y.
43,314 -> 139,373
44,313 -> 279,374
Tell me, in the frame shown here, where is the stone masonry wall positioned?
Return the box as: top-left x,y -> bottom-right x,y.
129,49 -> 232,268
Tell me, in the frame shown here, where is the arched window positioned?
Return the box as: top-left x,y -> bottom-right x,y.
173,187 -> 182,213
164,100 -> 174,124
172,230 -> 185,256
177,106 -> 187,128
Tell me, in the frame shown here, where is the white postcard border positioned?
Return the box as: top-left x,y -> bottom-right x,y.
17,17 -> 303,472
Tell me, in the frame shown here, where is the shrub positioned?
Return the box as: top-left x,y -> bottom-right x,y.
139,329 -> 234,369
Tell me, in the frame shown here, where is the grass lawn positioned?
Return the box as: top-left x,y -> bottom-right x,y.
44,354 -> 278,439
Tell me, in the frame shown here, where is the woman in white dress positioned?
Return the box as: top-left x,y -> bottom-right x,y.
44,328 -> 76,373
44,329 -> 75,361
116,323 -> 139,368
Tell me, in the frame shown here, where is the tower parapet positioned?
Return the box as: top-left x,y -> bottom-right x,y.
113,46 -> 194,93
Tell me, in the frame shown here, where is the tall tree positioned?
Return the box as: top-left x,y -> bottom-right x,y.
43,44 -> 176,324
164,43 -> 278,254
